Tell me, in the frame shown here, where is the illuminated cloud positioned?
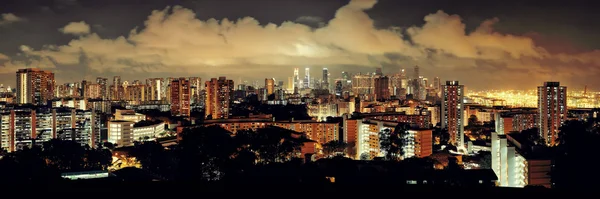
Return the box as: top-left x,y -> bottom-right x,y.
0,0 -> 598,89
0,13 -> 23,26
0,53 -> 9,60
59,21 -> 91,35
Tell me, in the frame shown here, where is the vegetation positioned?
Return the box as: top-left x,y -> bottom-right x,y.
128,125 -> 311,181
0,139 -> 112,183
379,123 -> 410,161
551,118 -> 600,188
322,140 -> 348,157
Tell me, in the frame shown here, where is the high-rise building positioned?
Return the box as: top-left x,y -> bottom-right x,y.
352,73 -> 374,97
205,77 -> 234,119
85,83 -> 102,99
441,81 -> 465,150
304,68 -> 310,89
287,77 -> 294,92
374,76 -> 390,101
16,68 -> 55,105
265,78 -> 275,95
146,78 -> 164,101
189,77 -> 202,104
322,68 -> 330,91
96,77 -> 108,100
170,78 -> 191,117
293,68 -> 300,90
81,80 -> 88,98
335,80 -> 343,97
537,82 -> 567,146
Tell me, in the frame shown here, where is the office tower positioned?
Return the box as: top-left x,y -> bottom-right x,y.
352,73 -> 374,96
287,77 -> 294,91
304,68 -> 310,89
374,76 -> 390,101
322,68 -> 330,90
293,68 -> 300,90
389,73 -> 403,96
375,67 -> 383,76
189,77 -> 202,104
205,77 -> 234,119
170,78 -> 191,117
265,78 -> 275,95
538,82 -> 567,146
413,65 -> 419,80
96,77 -> 108,100
16,68 -> 55,105
442,81 -> 465,150
335,80 -> 343,97
146,78 -> 164,101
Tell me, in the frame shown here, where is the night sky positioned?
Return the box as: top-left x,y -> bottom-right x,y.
0,0 -> 598,90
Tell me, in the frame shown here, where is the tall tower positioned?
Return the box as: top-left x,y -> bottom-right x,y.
205,77 -> 234,119
265,78 -> 275,95
16,68 -> 55,105
293,68 -> 299,90
537,82 -> 567,146
304,68 -> 310,89
96,77 -> 108,100
322,68 -> 329,90
374,76 -> 390,101
188,77 -> 202,104
170,78 -> 191,117
442,81 -> 465,151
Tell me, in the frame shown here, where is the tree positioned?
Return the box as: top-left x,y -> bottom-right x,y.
478,152 -> 491,169
359,153 -> 371,160
551,119 -> 600,188
322,140 -> 348,157
468,115 -> 479,126
379,123 -> 410,161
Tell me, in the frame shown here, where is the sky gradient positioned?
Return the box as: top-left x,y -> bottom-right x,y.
0,0 -> 598,90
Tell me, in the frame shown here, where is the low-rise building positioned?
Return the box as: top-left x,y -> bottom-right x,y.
108,120 -> 166,147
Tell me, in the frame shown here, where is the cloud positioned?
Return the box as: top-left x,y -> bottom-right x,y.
59,21 -> 91,35
0,53 -> 9,60
1,0 -> 599,89
0,13 -> 23,26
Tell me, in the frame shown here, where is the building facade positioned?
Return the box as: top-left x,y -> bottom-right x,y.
0,107 -> 100,152
441,81 -> 465,150
537,82 -> 567,146
170,78 -> 191,117
16,68 -> 55,105
205,77 -> 234,119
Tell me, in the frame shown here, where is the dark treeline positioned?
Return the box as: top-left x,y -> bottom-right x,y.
0,140 -> 112,183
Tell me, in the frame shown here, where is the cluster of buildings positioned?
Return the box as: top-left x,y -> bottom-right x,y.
1,66 -> 590,189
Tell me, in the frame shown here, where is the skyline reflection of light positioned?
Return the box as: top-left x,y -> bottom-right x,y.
467,90 -> 600,108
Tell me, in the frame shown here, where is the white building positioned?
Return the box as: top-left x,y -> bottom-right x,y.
114,109 -> 146,123
108,120 -> 166,147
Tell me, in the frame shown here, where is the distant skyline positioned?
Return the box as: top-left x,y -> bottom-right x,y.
0,0 -> 599,90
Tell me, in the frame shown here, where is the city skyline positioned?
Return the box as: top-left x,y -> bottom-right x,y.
0,0 -> 599,90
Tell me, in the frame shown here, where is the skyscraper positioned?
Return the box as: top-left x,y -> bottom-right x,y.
96,77 -> 108,100
304,68 -> 310,89
265,78 -> 275,95
374,76 -> 390,101
189,77 -> 202,104
352,73 -> 374,97
112,76 -> 122,101
537,82 -> 567,146
322,68 -> 329,90
170,78 -> 191,117
205,77 -> 234,119
293,68 -> 299,90
146,78 -> 164,101
442,81 -> 465,151
16,68 -> 55,105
